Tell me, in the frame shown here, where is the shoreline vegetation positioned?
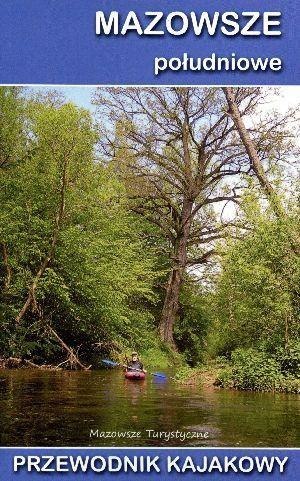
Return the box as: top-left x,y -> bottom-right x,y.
175,351 -> 300,394
1,363 -> 299,395
1,347 -> 299,394
0,87 -> 299,395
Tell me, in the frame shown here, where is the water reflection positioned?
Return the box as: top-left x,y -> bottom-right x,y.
0,369 -> 298,447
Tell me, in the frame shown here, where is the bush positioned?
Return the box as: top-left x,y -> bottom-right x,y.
216,366 -> 234,388
174,282 -> 211,366
231,349 -> 280,391
276,375 -> 300,394
216,348 -> 300,393
275,341 -> 300,378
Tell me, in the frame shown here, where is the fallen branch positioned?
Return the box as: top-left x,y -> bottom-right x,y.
47,324 -> 91,371
0,357 -> 62,370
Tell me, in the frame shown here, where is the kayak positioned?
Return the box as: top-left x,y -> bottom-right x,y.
125,371 -> 146,381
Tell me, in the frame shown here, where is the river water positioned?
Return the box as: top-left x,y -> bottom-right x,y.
0,369 -> 299,447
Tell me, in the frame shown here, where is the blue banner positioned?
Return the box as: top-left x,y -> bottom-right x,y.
0,448 -> 299,481
0,0 -> 299,84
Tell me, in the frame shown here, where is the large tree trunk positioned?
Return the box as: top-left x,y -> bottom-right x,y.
222,87 -> 285,217
159,199 -> 193,348
159,266 -> 183,348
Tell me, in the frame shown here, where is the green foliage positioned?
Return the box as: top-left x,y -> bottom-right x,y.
216,366 -> 233,389
276,376 -> 300,394
230,348 -> 280,391
0,92 -> 161,364
210,197 -> 300,357
216,348 -> 300,393
275,340 -> 300,377
139,344 -> 180,369
174,280 -> 210,366
0,87 -> 26,169
173,366 -> 201,384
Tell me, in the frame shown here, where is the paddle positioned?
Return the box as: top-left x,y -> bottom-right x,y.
101,359 -> 167,379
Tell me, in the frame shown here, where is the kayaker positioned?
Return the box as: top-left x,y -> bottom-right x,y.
126,352 -> 147,373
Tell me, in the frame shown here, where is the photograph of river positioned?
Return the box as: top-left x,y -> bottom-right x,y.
0,86 -> 299,448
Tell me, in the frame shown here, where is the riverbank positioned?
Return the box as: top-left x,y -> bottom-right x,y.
0,344 -> 179,373
176,365 -> 300,394
1,346 -> 299,395
174,364 -> 222,389
174,349 -> 300,394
